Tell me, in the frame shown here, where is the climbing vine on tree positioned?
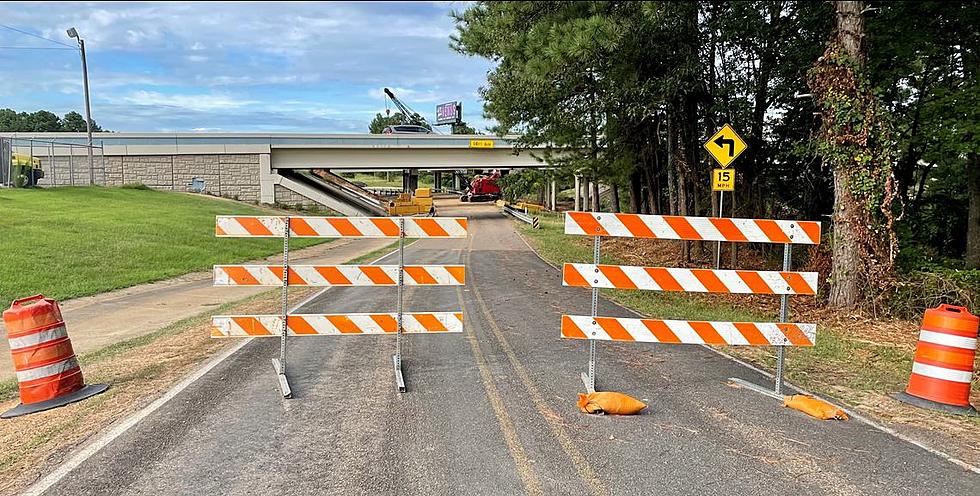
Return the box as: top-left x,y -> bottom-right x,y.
808,41 -> 899,302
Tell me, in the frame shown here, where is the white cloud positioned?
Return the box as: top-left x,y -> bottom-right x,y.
119,91 -> 259,112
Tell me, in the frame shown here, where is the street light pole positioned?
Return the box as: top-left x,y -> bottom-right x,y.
68,27 -> 94,185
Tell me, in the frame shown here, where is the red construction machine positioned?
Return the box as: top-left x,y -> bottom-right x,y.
460,170 -> 502,202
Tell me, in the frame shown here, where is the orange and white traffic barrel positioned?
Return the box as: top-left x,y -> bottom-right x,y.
894,304 -> 978,416
2,295 -> 107,418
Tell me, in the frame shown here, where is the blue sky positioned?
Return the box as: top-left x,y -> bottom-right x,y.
0,1 -> 493,132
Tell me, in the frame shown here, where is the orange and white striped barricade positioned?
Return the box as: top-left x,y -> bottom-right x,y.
214,215 -> 468,396
562,211 -> 821,395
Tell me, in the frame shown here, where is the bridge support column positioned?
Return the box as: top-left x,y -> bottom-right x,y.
550,179 -> 557,210
574,175 -> 581,211
402,168 -> 418,193
434,171 -> 442,192
454,171 -> 462,191
259,153 -> 275,204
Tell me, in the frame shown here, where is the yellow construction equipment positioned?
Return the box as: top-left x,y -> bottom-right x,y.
386,188 -> 434,216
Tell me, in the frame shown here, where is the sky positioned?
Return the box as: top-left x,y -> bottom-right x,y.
0,1 -> 493,133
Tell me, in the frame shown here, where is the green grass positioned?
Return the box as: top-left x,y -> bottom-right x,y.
0,187 -> 327,304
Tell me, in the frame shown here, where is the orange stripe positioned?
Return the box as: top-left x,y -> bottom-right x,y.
709,218 -> 748,242
371,218 -> 401,237
733,323 -> 770,345
223,266 -> 261,285
288,316 -> 319,335
413,218 -> 450,237
359,266 -> 396,285
568,212 -> 607,236
232,317 -> 272,336
315,266 -> 353,285
735,271 -> 773,294
327,315 -> 363,334
404,266 -> 438,285
560,316 -> 588,338
691,269 -> 728,293
642,320 -> 681,343
11,339 -> 74,370
663,216 -> 701,240
915,342 -> 976,370
754,220 -> 791,243
689,321 -> 726,345
562,264 -> 591,287
330,218 -> 363,237
281,267 -> 308,285
456,218 -> 469,233
370,314 -> 399,333
799,221 -> 821,244
596,317 -> 635,341
616,213 -> 655,238
290,218 -> 318,237
237,217 -> 275,236
445,266 -> 465,284
781,272 -> 815,295
215,224 -> 227,236
413,313 -> 448,332
778,323 -> 813,346
599,265 -> 637,289
645,268 -> 683,291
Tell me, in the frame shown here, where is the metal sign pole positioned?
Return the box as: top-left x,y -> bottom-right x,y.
272,217 -> 292,398
715,191 -> 724,269
582,234 -> 601,394
393,217 -> 407,392
775,242 -> 792,394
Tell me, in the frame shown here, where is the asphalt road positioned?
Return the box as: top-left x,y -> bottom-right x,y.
45,201 -> 979,495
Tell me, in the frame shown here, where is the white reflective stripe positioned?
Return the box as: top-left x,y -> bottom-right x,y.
16,356 -> 79,383
215,216 -> 285,237
688,217 -> 723,240
912,362 -> 973,383
7,325 -> 68,351
919,330 -> 977,350
403,218 -> 469,238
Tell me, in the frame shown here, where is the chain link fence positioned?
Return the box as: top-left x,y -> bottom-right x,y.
1,137 -> 106,187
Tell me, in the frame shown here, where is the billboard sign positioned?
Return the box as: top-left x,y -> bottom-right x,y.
436,101 -> 461,125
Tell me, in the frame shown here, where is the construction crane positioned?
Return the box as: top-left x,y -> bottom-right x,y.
383,88 -> 429,128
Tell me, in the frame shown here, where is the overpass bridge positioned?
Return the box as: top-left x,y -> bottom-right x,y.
1,132 -> 547,215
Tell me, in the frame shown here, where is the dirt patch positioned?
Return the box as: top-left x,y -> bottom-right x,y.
0,288 -> 315,496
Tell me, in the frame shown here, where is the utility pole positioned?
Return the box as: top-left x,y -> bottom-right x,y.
67,27 -> 94,185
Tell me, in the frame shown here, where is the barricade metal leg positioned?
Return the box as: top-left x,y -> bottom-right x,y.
582,235 -> 601,393
274,217 -> 293,399
393,217 -> 407,393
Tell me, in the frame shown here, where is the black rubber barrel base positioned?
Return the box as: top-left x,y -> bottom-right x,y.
892,391 -> 979,417
1,383 -> 109,419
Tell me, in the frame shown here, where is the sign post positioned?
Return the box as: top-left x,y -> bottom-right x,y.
704,124 -> 747,269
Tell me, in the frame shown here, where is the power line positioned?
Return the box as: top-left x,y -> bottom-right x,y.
0,46 -> 75,50
0,24 -> 75,48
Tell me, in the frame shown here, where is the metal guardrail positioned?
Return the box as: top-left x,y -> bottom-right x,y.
502,204 -> 540,229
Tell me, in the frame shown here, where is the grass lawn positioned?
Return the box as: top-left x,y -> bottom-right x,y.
0,186 -> 327,305
514,214 -> 979,428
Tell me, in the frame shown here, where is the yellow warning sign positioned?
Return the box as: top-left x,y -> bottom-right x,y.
469,139 -> 495,149
704,124 -> 746,168
712,168 -> 735,192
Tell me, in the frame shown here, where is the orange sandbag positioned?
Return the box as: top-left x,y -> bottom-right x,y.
783,394 -> 849,420
577,392 -> 646,415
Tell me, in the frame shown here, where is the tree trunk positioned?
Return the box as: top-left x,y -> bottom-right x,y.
591,181 -> 601,212
967,153 -> 980,269
629,169 -> 643,213
610,184 -> 621,213
828,0 -> 867,307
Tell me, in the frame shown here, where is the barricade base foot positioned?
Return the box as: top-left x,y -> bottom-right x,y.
393,355 -> 406,393
1,383 -> 109,419
581,372 -> 596,394
892,392 -> 978,417
728,377 -> 784,401
271,359 -> 292,399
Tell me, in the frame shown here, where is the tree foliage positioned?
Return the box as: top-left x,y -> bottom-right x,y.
368,111 -> 431,134
0,109 -> 103,132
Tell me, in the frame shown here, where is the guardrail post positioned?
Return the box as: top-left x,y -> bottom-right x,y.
272,216 -> 292,398
393,216 -> 407,393
775,242 -> 792,394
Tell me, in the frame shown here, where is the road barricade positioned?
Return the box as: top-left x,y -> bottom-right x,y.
213,215 -> 468,396
560,211 -> 821,395
2,295 -> 108,418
